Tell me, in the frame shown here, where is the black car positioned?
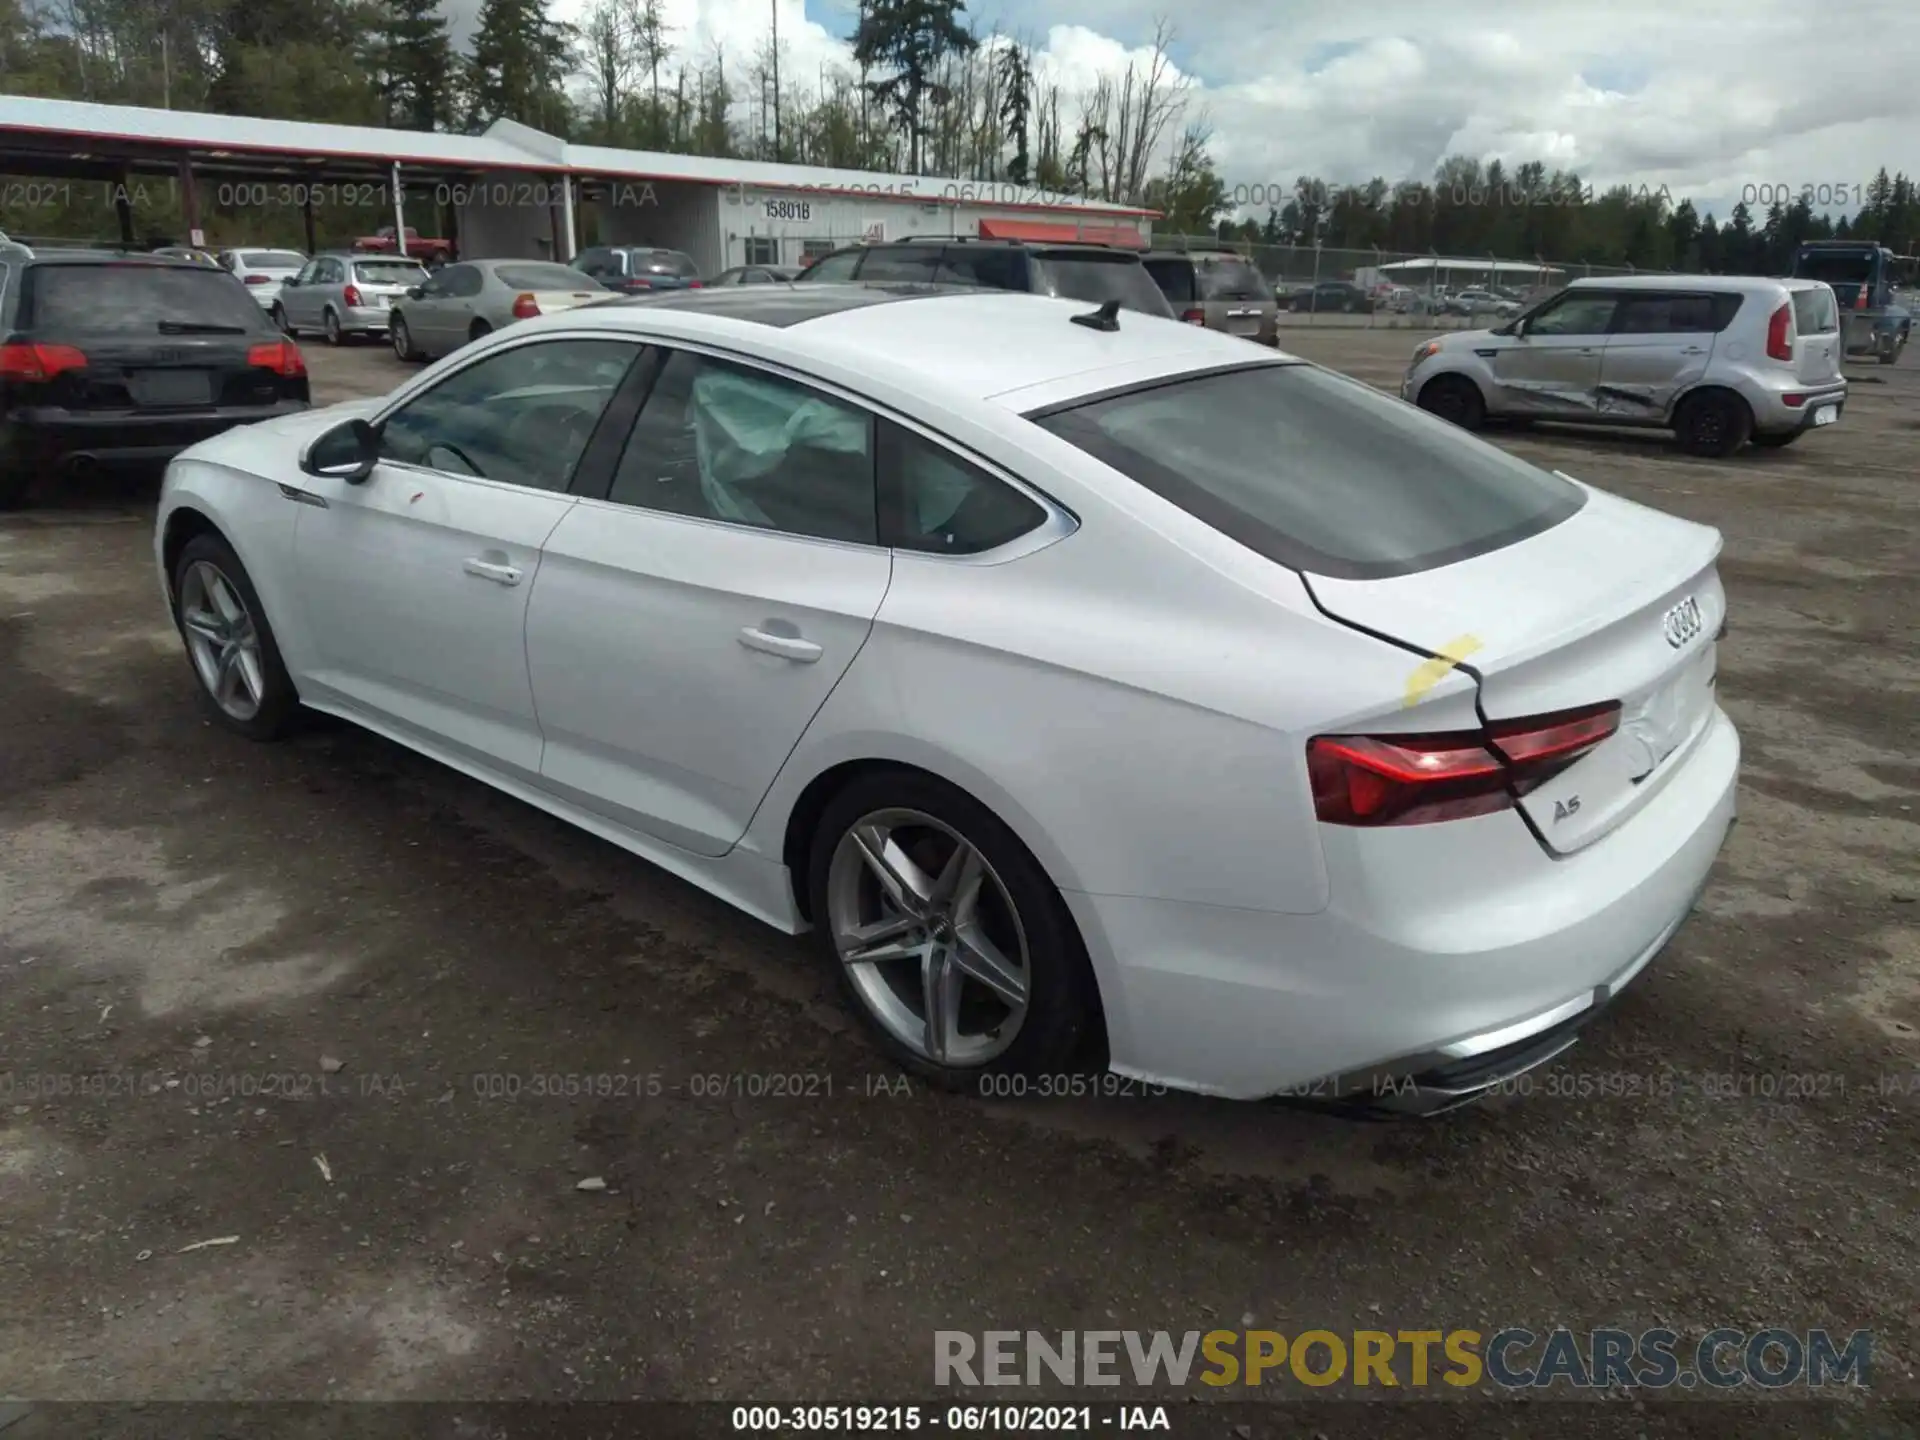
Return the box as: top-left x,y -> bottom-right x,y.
0,252 -> 309,507
570,246 -> 704,294
1288,280 -> 1374,314
795,238 -> 1177,319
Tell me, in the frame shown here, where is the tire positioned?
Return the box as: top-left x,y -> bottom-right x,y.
1673,390 -> 1752,458
1416,374 -> 1487,431
0,462 -> 29,510
1750,430 -> 1802,448
806,769 -> 1098,1089
322,308 -> 343,346
468,320 -> 492,343
170,533 -> 300,741
391,313 -> 423,362
1879,332 -> 1905,365
271,303 -> 293,335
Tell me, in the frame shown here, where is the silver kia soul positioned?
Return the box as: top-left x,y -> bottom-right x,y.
1402,274 -> 1847,457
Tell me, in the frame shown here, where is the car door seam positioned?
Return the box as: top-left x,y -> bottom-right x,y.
726,551 -> 898,861
520,496 -> 583,749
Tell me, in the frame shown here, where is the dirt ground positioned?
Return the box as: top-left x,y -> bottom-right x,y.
1,327 -> 1916,1437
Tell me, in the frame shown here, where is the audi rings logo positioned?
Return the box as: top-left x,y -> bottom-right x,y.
1663,596 -> 1704,649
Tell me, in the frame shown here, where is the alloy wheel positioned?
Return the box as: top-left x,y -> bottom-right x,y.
324,310 -> 341,345
825,808 -> 1032,1067
392,318 -> 411,359
179,561 -> 266,722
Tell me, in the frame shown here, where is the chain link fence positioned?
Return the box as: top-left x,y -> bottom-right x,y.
1157,237 -> 1671,330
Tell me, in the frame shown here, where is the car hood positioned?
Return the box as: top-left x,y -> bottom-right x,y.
175,396 -> 384,466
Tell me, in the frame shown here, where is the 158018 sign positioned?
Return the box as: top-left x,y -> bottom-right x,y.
765,198 -> 812,221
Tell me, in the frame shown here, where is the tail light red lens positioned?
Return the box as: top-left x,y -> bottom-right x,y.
1765,302 -> 1793,361
244,274 -> 271,285
1854,289 -> 1868,310
1181,307 -> 1207,325
511,292 -> 540,319
1308,702 -> 1621,826
0,342 -> 89,380
247,339 -> 306,377
687,279 -> 703,288
342,284 -> 364,308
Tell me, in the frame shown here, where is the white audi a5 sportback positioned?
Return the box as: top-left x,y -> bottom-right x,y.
155,283 -> 1739,1113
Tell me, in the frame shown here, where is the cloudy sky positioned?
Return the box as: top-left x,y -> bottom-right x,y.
502,0 -> 1920,223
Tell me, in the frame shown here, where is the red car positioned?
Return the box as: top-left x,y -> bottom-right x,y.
352,226 -> 453,267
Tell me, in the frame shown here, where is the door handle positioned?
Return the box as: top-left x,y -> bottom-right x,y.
739,626 -> 822,662
463,557 -> 522,586
1680,346 -> 1706,355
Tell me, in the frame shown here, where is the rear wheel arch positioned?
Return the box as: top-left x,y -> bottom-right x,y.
783,757 -> 1110,1067
1671,385 -> 1754,456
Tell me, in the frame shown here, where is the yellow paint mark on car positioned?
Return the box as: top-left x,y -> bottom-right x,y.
1403,635 -> 1484,707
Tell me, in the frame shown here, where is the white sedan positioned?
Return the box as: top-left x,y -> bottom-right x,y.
154,284 -> 1739,1112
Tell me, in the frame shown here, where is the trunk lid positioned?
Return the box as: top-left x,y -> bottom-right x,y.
1305,485 -> 1725,854
530,291 -> 607,314
32,330 -> 290,413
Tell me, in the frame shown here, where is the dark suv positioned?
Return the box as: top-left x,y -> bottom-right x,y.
796,239 -> 1177,319
1288,280 -> 1373,314
0,253 -> 309,507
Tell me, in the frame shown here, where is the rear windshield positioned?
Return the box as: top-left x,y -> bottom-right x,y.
352,260 -> 428,284
629,250 -> 699,276
1195,256 -> 1269,301
498,263 -> 604,290
1792,249 -> 1877,284
23,263 -> 269,332
1792,286 -> 1838,335
1030,253 -> 1176,318
242,251 -> 306,268
1033,363 -> 1585,579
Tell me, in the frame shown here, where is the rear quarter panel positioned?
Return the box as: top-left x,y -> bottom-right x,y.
743,417 -> 1487,919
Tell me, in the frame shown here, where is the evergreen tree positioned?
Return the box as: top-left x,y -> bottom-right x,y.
377,0 -> 455,131
853,0 -> 975,173
465,0 -> 573,134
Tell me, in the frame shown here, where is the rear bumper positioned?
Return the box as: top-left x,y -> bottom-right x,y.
6,401 -> 309,467
1061,706 -> 1741,1104
342,305 -> 393,332
1750,382 -> 1847,435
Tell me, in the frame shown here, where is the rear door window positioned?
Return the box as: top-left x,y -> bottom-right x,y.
1032,362 -> 1584,580
1612,293 -> 1720,333
1143,258 -> 1195,305
857,246 -> 942,283
22,263 -> 270,332
935,247 -> 1023,290
1031,252 -> 1175,316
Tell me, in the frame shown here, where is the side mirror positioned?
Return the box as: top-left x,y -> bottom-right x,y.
300,418 -> 379,484
407,286 -> 424,300
283,276 -> 300,288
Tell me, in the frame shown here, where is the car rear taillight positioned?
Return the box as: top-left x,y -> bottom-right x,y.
1765,302 -> 1793,362
1854,289 -> 1868,310
1308,702 -> 1621,826
1181,307 -> 1206,325
244,274 -> 271,285
247,339 -> 306,377
0,342 -> 88,380
342,284 -> 364,308
511,293 -> 540,319
687,279 -> 703,288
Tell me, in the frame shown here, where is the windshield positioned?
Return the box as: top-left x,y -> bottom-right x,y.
1195,256 -> 1269,301
241,250 -> 306,269
1032,362 -> 1584,579
1030,253 -> 1176,317
24,263 -> 269,332
629,250 -> 700,276
353,260 -> 429,284
498,263 -> 605,290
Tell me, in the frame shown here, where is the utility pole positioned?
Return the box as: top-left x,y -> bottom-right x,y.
770,0 -> 781,162
161,31 -> 171,109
